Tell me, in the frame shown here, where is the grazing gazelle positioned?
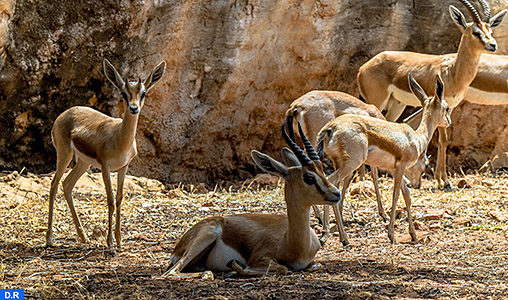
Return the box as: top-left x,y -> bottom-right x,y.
317,74 -> 451,245
357,0 -> 506,190
46,59 -> 166,247
286,91 -> 428,244
161,122 -> 340,277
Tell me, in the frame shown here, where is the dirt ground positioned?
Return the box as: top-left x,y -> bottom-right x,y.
1,169 -> 507,299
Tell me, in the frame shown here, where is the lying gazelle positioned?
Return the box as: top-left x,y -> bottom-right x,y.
286,90 -> 427,244
46,59 -> 166,247
317,74 -> 451,244
161,122 -> 340,278
357,0 -> 506,190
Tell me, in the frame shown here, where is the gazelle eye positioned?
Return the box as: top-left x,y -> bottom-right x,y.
303,173 -> 316,185
473,31 -> 482,38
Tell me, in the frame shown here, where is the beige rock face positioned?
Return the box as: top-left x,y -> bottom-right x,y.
1,0 -> 508,183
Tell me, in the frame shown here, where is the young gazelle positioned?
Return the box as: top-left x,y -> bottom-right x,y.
317,74 -> 451,244
46,59 -> 166,248
161,122 -> 340,278
286,91 -> 428,244
357,0 -> 506,190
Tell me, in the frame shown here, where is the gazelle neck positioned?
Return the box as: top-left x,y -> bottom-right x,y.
284,186 -> 313,252
415,106 -> 438,154
449,35 -> 483,102
119,108 -> 139,151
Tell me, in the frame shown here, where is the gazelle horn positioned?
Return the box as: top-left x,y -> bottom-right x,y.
458,0 -> 482,23
282,121 -> 312,166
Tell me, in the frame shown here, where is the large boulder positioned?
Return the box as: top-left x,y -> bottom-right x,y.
1,0 -> 508,183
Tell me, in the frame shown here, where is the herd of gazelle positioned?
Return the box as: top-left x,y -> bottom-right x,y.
45,0 -> 507,276
358,0 -> 506,190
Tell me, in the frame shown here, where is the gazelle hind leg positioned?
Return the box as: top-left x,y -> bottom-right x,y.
333,174 -> 353,246
384,97 -> 407,122
161,222 -> 222,278
46,148 -> 73,247
320,205 -> 331,245
312,205 -> 324,225
62,159 -> 90,244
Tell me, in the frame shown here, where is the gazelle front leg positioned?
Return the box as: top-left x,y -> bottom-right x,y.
62,159 -> 91,244
115,164 -> 129,248
101,165 -> 116,248
436,127 -> 451,190
387,167 -> 405,244
230,258 -> 288,276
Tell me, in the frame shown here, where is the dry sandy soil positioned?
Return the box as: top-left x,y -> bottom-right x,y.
1,170 -> 507,299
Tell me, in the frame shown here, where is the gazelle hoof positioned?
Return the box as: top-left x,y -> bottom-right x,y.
442,184 -> 453,192
319,233 -> 330,246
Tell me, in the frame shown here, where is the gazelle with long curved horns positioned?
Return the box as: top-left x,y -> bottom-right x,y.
161,122 -> 340,278
286,91 -> 428,244
317,74 -> 451,245
357,0 -> 506,190
46,59 -> 166,248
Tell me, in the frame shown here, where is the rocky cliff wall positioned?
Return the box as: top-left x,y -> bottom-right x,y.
1,0 -> 508,183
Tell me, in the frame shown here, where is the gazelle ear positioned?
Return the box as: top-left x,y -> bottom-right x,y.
251,150 -> 288,177
281,147 -> 301,167
144,61 -> 166,91
449,5 -> 468,30
490,9 -> 507,27
435,74 -> 444,101
103,59 -> 125,90
408,73 -> 428,106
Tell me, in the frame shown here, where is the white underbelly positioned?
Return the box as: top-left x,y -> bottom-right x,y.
465,87 -> 508,105
390,84 -> 464,108
366,146 -> 396,171
206,238 -> 246,272
389,84 -> 421,107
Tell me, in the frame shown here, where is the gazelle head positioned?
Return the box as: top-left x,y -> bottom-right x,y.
251,121 -> 341,207
405,152 -> 431,189
103,59 -> 166,115
409,73 -> 451,129
449,0 -> 506,52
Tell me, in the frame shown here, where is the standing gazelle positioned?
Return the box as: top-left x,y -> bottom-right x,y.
317,74 -> 451,244
161,122 -> 340,277
357,0 -> 506,190
286,91 -> 428,244
46,59 -> 166,247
